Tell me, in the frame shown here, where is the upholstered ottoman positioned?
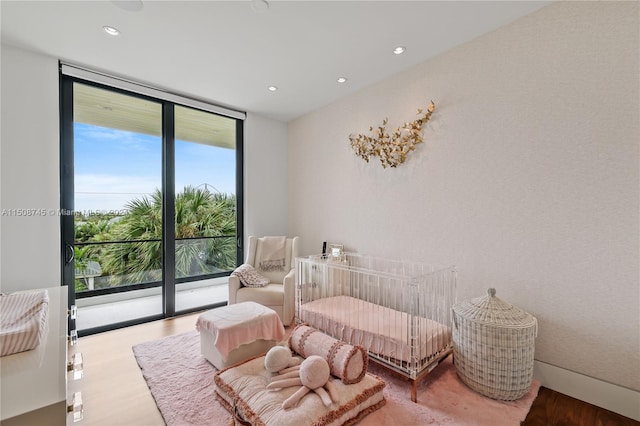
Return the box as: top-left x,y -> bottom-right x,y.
196,301 -> 285,370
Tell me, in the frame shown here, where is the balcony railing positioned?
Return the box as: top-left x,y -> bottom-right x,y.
74,235 -> 236,298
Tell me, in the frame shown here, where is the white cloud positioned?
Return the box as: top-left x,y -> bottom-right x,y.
75,174 -> 160,213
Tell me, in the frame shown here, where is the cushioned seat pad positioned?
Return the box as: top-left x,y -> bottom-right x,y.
214,355 -> 385,426
236,284 -> 284,306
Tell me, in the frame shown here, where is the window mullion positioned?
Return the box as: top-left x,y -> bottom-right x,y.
163,103 -> 176,317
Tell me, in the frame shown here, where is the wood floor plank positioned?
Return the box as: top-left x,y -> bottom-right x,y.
70,312 -> 202,425
522,387 -> 558,425
553,392 -> 598,426
595,409 -> 640,426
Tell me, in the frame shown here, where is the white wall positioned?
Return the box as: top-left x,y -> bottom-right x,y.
243,112 -> 289,246
1,45 -> 60,293
288,0 -> 639,417
0,44 -> 289,292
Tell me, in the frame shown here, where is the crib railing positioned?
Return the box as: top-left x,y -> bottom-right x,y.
296,253 -> 457,380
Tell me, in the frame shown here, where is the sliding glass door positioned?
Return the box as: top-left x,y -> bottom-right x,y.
60,72 -> 243,335
173,105 -> 239,311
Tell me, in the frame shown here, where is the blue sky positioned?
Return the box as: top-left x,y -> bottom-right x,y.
74,123 -> 236,213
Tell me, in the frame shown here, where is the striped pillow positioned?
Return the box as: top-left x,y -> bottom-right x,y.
0,289 -> 49,356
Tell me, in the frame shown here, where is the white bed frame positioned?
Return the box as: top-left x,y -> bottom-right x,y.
296,253 -> 457,402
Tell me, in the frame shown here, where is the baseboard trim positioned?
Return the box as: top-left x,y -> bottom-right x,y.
533,360 -> 640,421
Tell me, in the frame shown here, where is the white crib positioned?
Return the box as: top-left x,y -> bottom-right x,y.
296,253 -> 457,402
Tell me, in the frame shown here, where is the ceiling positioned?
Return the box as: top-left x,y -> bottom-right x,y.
73,82 -> 238,148
1,1 -> 550,123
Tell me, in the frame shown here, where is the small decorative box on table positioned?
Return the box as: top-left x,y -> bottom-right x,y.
196,301 -> 285,370
452,288 -> 537,400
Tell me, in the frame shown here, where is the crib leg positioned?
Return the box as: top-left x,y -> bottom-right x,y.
411,380 -> 417,403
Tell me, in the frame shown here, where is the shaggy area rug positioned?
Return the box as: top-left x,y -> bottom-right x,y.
133,330 -> 540,426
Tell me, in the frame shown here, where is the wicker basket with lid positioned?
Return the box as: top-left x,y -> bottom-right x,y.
452,288 -> 537,400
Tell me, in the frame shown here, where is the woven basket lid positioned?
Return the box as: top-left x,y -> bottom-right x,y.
452,288 -> 537,328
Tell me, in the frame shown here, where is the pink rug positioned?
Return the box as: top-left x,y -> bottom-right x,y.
133,330 -> 540,426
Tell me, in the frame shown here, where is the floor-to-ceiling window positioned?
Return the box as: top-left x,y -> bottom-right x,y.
173,105 -> 239,311
60,65 -> 244,335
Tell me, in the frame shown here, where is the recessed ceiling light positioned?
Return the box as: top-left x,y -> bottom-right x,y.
337,77 -> 348,83
251,0 -> 269,13
110,0 -> 143,12
393,46 -> 406,55
268,86 -> 278,92
103,26 -> 120,36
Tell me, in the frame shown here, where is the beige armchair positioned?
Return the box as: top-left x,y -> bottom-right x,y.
228,236 -> 299,326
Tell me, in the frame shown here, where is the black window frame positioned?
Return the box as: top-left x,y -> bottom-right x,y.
60,67 -> 244,334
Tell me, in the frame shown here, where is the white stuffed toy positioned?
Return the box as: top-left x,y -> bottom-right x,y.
266,355 -> 339,409
264,345 -> 301,374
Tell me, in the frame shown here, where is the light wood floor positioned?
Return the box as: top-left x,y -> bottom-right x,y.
74,312 -> 639,426
70,312 -> 203,426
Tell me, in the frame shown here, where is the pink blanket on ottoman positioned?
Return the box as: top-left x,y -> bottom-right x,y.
196,302 -> 285,359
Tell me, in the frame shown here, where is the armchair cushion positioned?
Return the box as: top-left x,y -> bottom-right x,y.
231,264 -> 269,288
237,284 -> 284,306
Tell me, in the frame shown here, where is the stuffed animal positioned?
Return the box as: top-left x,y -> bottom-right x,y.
264,345 -> 301,374
266,355 -> 339,409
